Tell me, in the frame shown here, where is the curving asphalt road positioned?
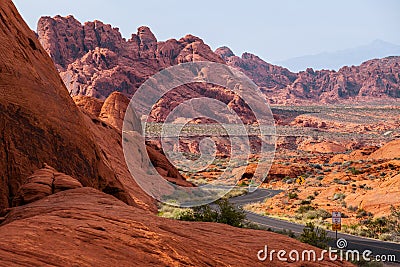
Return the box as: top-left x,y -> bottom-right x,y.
230,188 -> 400,263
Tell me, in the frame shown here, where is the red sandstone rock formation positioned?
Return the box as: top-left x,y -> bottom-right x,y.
0,3 -> 137,210
219,48 -> 400,104
37,15 -> 224,100
0,3 -> 354,265
37,17 -> 400,107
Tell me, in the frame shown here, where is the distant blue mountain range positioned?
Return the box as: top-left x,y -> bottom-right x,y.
276,39 -> 400,72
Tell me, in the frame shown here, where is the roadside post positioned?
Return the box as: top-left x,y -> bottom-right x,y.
332,211 -> 342,242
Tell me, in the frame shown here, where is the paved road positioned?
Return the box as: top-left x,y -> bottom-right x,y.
231,189 -> 400,263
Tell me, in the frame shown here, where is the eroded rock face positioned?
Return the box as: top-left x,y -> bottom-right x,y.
368,139 -> 400,160
298,141 -> 347,154
99,91 -> 131,131
74,94 -> 193,190
37,16 -> 224,100
13,165 -> 83,206
0,3 -> 357,266
73,95 -> 104,117
217,50 -> 297,92
0,1 -> 138,210
268,163 -> 311,180
220,49 -> 400,104
38,16 -> 400,106
37,16 -> 125,70
0,188 -> 350,267
346,172 -> 400,216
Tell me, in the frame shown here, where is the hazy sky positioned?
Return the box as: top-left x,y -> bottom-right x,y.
13,0 -> 400,62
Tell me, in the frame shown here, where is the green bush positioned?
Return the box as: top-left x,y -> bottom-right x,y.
356,209 -> 373,218
351,258 -> 383,267
274,229 -> 296,238
178,198 -> 247,228
333,193 -> 346,201
216,199 -> 247,227
316,209 -> 331,219
348,205 -> 358,212
348,167 -> 360,175
299,222 -> 329,249
303,209 -> 331,220
297,205 -> 316,214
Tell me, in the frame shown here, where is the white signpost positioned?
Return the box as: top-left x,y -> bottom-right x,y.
332,212 -> 342,242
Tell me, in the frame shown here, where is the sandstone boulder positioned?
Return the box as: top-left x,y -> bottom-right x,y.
99,91 -> 130,131
14,165 -> 82,205
298,141 -> 347,154
0,1 -> 149,210
0,188 -> 350,267
369,139 -> 400,160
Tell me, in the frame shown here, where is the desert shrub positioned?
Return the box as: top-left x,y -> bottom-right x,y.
348,167 -> 360,175
158,205 -> 188,219
388,163 -> 396,170
243,221 -> 268,230
216,199 -> 247,227
362,217 -> 390,238
275,229 -> 296,238
301,200 -> 312,205
299,222 -> 329,249
333,193 -> 346,201
348,205 -> 358,212
386,205 -> 400,241
351,258 -> 383,267
356,209 -> 373,219
178,199 -> 246,228
316,209 -> 331,219
342,161 -> 352,167
355,206 -> 400,242
304,209 -> 330,220
224,188 -> 248,198
379,233 -> 393,241
297,205 -> 315,214
333,178 -> 349,185
179,204 -> 217,222
310,163 -> 323,170
389,205 -> 400,231
288,192 -> 298,199
304,210 -> 319,220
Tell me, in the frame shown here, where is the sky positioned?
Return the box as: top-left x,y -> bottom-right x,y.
13,0 -> 400,62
